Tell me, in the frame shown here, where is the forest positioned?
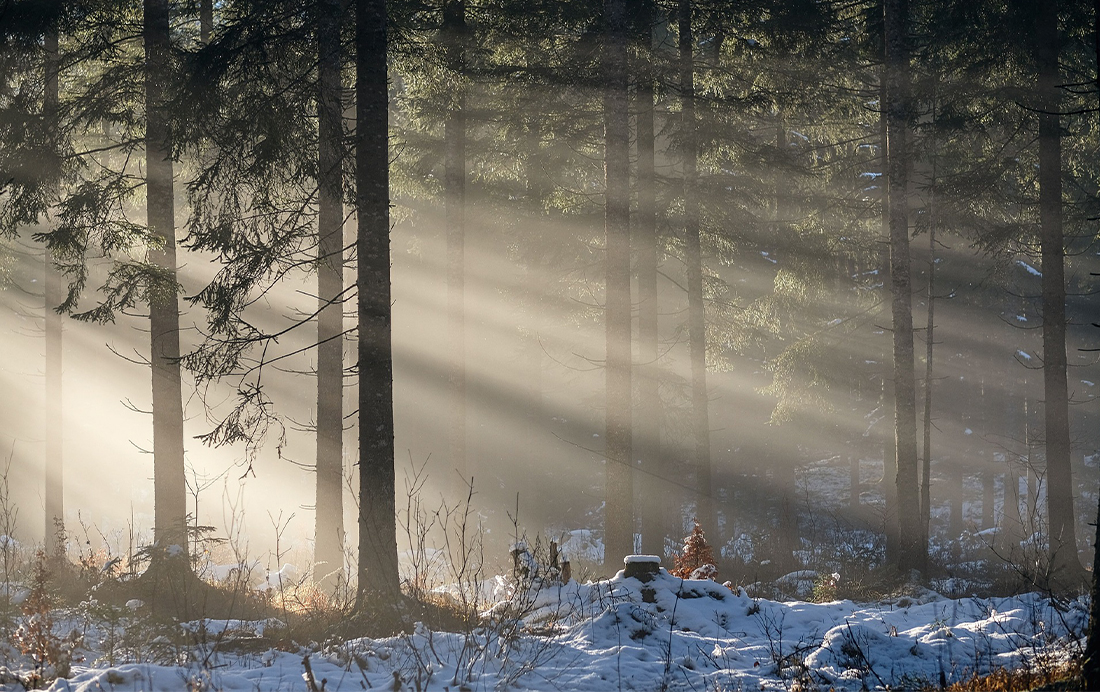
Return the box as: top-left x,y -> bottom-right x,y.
2,0 -> 1100,689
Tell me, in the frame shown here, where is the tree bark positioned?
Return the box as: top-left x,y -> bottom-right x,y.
145,0 -> 188,560
314,0 -> 346,590
1083,4 -> 1100,682
679,0 -> 713,537
878,84 -> 900,567
884,0 -> 924,573
444,0 -> 468,493
981,459 -> 995,530
920,196 -> 935,545
1034,0 -> 1081,581
43,25 -> 64,553
200,0 -> 212,45
355,0 -> 400,603
634,6 -> 662,558
849,456 -> 860,510
603,0 -> 633,568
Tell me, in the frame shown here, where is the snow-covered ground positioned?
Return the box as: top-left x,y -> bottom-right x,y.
31,565 -> 1085,691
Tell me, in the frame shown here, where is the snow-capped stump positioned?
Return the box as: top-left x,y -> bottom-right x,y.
623,554 -> 661,582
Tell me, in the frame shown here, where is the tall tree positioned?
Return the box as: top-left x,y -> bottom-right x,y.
679,0 -> 713,536
1033,0 -> 1081,582
919,199 -> 935,545
200,0 -> 213,45
314,0 -> 346,590
444,0 -> 468,491
883,0 -> 924,573
602,0 -> 633,567
43,14 -> 63,554
355,0 -> 400,603
919,110 -> 938,546
633,0 -> 662,557
1081,5 -> 1100,683
145,0 -> 188,560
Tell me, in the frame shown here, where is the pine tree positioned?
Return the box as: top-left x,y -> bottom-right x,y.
444,0 -> 468,493
678,0 -> 714,545
1032,0 -> 1082,583
633,0 -> 663,558
145,0 -> 189,563
42,4 -> 64,554
355,0 -> 401,603
883,0 -> 924,574
602,0 -> 633,568
313,0 -> 347,591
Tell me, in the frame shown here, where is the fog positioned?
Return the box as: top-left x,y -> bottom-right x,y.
4,177 -> 1100,576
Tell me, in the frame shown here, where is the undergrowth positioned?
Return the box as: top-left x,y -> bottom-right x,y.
942,657 -> 1082,691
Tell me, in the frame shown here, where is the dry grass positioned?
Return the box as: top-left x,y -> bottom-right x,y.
943,658 -> 1082,691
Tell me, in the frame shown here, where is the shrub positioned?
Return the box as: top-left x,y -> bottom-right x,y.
672,519 -> 716,580
12,551 -> 81,688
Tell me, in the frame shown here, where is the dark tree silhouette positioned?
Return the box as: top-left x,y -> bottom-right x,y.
355,0 -> 400,603
145,0 -> 188,561
313,0 -> 347,590
602,0 -> 633,568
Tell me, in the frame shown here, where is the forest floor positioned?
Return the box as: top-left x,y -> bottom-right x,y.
0,563 -> 1085,692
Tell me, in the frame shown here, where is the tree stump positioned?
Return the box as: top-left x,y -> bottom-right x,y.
623,555 -> 661,582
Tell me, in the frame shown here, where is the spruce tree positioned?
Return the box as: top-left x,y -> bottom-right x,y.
314,0 -> 347,591
602,0 -> 633,567
145,0 -> 189,562
883,0 -> 924,574
355,0 -> 401,603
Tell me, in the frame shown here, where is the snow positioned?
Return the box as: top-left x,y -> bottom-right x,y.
1017,260 -> 1041,276
254,564 -> 297,592
37,572 -> 1085,692
624,554 -> 661,564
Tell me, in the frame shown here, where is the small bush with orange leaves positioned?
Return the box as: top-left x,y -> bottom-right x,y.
12,551 -> 82,688
672,519 -> 717,580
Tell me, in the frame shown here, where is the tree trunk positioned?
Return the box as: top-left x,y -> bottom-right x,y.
145,0 -> 188,560
877,76 -> 900,566
1086,479 -> 1100,687
314,0 -> 346,591
981,458 -> 995,530
200,0 -> 212,45
523,131 -> 543,413
883,0 -> 924,573
634,7 -> 662,558
948,455 -> 963,538
602,0 -> 633,568
920,197 -> 935,545
444,0 -> 468,493
1025,397 -> 1039,527
1083,6 -> 1100,682
849,456 -> 860,510
43,25 -> 63,553
355,0 -> 400,603
1034,0 -> 1081,582
776,459 -> 798,573
1003,462 -> 1024,546
679,0 -> 713,537
878,224 -> 900,561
